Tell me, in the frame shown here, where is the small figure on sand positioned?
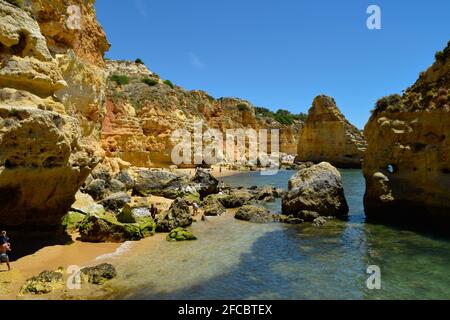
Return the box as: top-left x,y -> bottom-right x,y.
192,202 -> 199,216
150,203 -> 158,220
0,231 -> 11,271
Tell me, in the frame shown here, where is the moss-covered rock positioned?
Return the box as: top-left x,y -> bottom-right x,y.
20,269 -> 64,295
166,228 -> 197,242
182,192 -> 201,205
235,205 -> 275,224
80,263 -> 117,285
137,217 -> 156,238
78,213 -> 153,243
61,211 -> 86,232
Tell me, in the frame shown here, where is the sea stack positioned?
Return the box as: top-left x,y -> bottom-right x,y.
296,95 -> 366,168
0,0 -> 109,232
363,41 -> 450,232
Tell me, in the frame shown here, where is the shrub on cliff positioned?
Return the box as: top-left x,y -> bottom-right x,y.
135,58 -> 145,65
237,103 -> 250,112
163,79 -> 175,89
110,74 -> 130,86
142,77 -> 158,86
373,94 -> 403,113
255,107 -> 307,124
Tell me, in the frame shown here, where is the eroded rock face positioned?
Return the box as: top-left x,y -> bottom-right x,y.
282,162 -> 349,217
102,60 -> 303,168
296,95 -> 366,168
363,42 -> 450,232
0,0 -> 109,232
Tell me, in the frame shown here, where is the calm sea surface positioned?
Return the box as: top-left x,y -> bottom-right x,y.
107,170 -> 450,300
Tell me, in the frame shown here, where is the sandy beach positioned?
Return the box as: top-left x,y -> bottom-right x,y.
0,234 -> 120,299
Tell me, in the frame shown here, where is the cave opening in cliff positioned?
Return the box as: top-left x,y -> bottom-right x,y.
10,32 -> 28,57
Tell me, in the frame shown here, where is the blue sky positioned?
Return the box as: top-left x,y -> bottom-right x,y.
95,0 -> 450,129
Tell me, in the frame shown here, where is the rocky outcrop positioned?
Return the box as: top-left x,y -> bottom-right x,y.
155,198 -> 193,232
235,205 -> 274,224
78,213 -> 155,243
296,95 -> 366,168
363,42 -> 450,232
101,60 -> 303,168
0,0 -> 109,232
192,168 -> 218,199
282,162 -> 349,217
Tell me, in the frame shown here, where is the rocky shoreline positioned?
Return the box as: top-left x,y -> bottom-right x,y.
2,161 -> 350,299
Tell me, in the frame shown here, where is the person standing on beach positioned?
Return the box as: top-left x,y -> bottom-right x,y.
0,231 -> 11,271
192,202 -> 199,216
150,204 -> 158,220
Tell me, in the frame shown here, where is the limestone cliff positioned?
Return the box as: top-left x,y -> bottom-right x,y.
296,95 -> 366,168
363,41 -> 450,232
102,60 -> 303,167
0,0 -> 109,231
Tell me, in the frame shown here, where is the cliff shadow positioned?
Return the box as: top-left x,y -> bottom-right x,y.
6,233 -> 72,261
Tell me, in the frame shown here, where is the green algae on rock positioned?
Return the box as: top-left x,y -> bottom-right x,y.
166,228 -> 197,242
78,213 -> 155,243
20,269 -> 64,295
80,263 -> 117,285
61,211 -> 86,233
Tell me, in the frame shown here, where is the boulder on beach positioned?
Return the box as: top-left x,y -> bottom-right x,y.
202,195 -> 226,216
166,228 -> 197,241
220,190 -> 253,208
71,192 -> 105,216
191,168 -> 219,199
99,192 -> 131,213
254,187 -> 276,202
133,169 -> 199,200
78,213 -> 154,243
282,162 -> 349,217
118,204 -> 152,223
156,198 -> 193,232
20,269 -> 64,295
235,205 -> 275,224
80,263 -> 117,285
114,170 -> 135,190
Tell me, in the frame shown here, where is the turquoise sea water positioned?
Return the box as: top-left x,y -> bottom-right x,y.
109,170 -> 450,300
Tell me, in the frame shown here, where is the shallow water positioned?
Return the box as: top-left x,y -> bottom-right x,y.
107,170 -> 450,300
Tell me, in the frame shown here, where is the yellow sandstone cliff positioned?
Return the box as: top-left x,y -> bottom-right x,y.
0,0 -> 109,232
296,95 -> 366,168
102,60 -> 303,168
363,41 -> 450,232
